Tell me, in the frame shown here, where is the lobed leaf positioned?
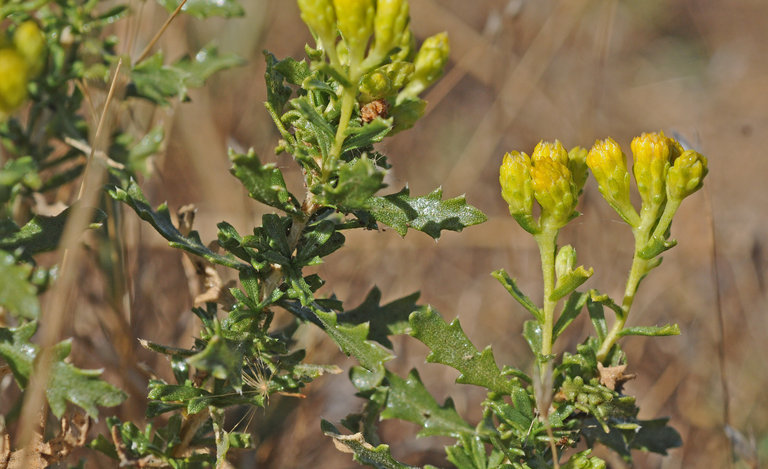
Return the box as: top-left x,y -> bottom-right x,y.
381,369 -> 473,438
336,287 -> 420,349
156,0 -> 244,19
316,156 -> 386,210
230,148 -> 301,214
409,306 -> 518,394
0,250 -> 40,319
368,187 -> 487,240
322,420 -> 419,469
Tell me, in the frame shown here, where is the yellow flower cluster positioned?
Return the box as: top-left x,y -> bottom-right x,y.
0,21 -> 46,116
500,132 -> 707,233
499,140 -> 588,233
296,0 -> 448,97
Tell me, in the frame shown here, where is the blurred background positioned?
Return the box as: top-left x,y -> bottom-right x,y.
64,0 -> 768,467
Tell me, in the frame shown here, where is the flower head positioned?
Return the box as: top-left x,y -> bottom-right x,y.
531,157 -> 578,229
587,137 -> 639,226
630,132 -> 674,208
399,32 -> 449,99
666,149 -> 708,201
332,0 -> 375,65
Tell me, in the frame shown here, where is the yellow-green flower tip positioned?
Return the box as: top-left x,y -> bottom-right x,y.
13,21 -> 46,77
297,0 -> 337,45
500,151 -> 534,217
532,140 -> 568,167
531,157 -> 577,228
631,132 -> 672,207
372,0 -> 410,60
567,146 -> 589,195
399,32 -> 449,98
0,48 -> 29,113
667,149 -> 708,201
587,138 -> 639,226
332,0 -> 375,64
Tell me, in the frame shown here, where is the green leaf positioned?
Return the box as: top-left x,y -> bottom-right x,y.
313,306 -> 394,372
491,269 -> 542,322
409,306 -> 518,394
342,118 -> 393,154
274,57 -> 311,85
322,420 -> 419,469
156,0 -> 244,18
561,450 -> 606,469
130,47 -> 242,104
551,265 -> 593,302
110,181 -> 250,271
0,205 -> 106,255
631,418 -> 682,454
617,324 -> 680,337
230,148 -> 300,214
381,369 -> 473,438
187,335 -> 244,391
0,156 -> 40,203
174,45 -> 244,86
336,287 -> 419,349
263,52 -> 293,114
637,235 -> 677,260
295,219 -> 345,267
0,250 -> 40,319
368,187 -> 487,240
0,321 -> 37,387
316,157 -> 386,210
0,322 -> 126,418
553,291 -> 589,339
522,320 -> 542,357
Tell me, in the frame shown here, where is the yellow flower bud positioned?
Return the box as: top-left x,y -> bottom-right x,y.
399,32 -> 449,98
298,0 -> 337,42
359,68 -> 392,102
332,0 -> 375,65
666,149 -> 707,201
567,146 -> 589,195
630,132 -> 672,208
532,140 -> 568,167
500,151 -> 538,233
371,0 -> 409,61
13,21 -> 46,77
0,48 -> 29,113
531,158 -> 577,228
587,138 -> 639,226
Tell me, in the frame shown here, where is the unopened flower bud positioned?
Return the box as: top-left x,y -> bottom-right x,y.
372,0 -> 409,60
631,132 -> 672,208
500,151 -> 537,233
359,68 -> 392,102
0,48 -> 29,113
297,0 -> 337,46
399,32 -> 449,98
391,27 -> 414,62
587,138 -> 639,226
567,146 -> 589,195
666,149 -> 707,201
332,0 -> 375,65
531,158 -> 577,228
382,61 -> 413,89
555,245 -> 577,280
13,21 -> 46,77
532,140 -> 568,167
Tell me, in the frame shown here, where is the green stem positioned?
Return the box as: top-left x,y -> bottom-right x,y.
323,83 -> 357,181
535,227 -> 559,359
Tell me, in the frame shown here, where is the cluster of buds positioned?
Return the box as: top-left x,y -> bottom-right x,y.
297,0 -> 449,129
499,140 -> 588,234
586,132 -> 707,231
0,20 -> 46,117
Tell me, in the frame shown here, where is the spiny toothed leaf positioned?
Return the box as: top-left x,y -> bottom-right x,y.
110,180 -> 250,271
0,205 -> 106,255
312,306 -> 394,373
336,287 -> 420,349
0,322 -> 125,419
409,306 -> 519,394
187,335 -> 244,392
322,420 -> 419,469
381,369 -> 473,438
316,157 -> 386,210
229,148 -> 301,214
367,187 -> 487,240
